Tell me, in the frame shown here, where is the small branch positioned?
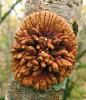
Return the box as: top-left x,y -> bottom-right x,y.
0,0 -> 22,24
0,0 -> 2,19
77,49 -> 86,60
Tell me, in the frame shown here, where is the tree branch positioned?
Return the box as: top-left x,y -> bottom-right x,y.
0,0 -> 22,24
77,49 -> 86,60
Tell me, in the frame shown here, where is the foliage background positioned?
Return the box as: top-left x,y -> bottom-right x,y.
0,0 -> 86,100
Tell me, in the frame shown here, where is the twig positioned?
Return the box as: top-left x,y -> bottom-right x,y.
0,0 -> 22,24
77,49 -> 86,60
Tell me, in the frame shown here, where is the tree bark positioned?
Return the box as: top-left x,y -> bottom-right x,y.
5,0 -> 82,100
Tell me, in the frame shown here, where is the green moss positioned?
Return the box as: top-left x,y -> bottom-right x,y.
72,19 -> 78,36
48,0 -> 53,3
67,2 -> 72,7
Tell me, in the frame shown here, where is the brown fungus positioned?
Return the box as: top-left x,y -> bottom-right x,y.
10,11 -> 77,91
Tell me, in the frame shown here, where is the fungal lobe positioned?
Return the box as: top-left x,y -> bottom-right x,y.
10,11 -> 77,91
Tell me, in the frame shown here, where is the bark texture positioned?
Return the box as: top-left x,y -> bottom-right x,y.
6,0 -> 82,100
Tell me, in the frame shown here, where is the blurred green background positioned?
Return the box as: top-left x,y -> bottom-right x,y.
0,0 -> 86,100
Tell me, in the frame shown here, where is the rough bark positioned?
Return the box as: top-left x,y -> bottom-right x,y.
5,0 -> 82,100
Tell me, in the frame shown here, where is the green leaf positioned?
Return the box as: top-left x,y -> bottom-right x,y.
1,36 -> 7,41
0,96 -> 5,100
1,42 -> 7,49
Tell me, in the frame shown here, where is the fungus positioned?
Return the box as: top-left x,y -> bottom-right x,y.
10,11 -> 77,91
